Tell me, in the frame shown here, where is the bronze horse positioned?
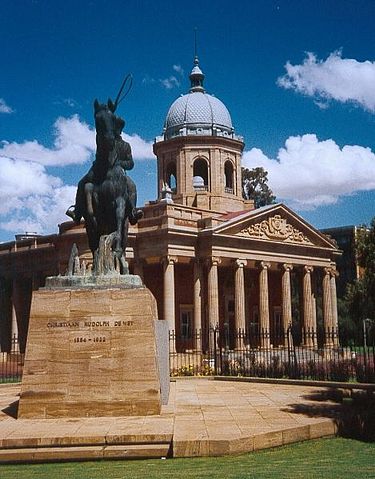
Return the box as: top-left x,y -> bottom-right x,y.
67,97 -> 142,273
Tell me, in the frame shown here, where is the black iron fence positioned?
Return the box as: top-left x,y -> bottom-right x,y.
169,327 -> 375,383
0,335 -> 24,384
1,328 -> 374,384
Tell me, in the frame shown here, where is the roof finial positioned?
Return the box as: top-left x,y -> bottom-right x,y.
194,27 -> 198,63
189,28 -> 205,93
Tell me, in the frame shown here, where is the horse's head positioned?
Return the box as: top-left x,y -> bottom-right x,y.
94,99 -> 125,149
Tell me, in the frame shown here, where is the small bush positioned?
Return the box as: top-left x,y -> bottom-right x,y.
305,360 -> 327,380
329,360 -> 353,382
268,355 -> 284,378
354,362 -> 375,383
171,363 -> 214,377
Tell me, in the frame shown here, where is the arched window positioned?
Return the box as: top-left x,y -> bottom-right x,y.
193,158 -> 208,191
224,160 -> 234,194
165,162 -> 177,193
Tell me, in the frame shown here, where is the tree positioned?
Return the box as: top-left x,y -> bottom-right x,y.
242,167 -> 276,208
345,218 -> 375,334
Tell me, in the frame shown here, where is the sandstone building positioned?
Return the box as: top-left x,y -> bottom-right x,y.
0,57 -> 341,353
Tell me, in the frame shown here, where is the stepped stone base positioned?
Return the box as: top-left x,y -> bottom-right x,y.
0,443 -> 172,463
18,285 -> 164,418
0,379 -> 340,464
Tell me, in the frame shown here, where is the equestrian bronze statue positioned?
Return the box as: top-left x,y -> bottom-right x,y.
66,76 -> 143,273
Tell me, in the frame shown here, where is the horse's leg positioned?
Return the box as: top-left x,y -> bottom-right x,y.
122,217 -> 129,253
74,177 -> 87,223
84,183 -> 99,259
86,219 -> 98,256
114,195 -> 126,272
84,183 -> 95,222
121,217 -> 129,274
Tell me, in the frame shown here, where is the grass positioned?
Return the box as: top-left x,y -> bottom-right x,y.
0,438 -> 374,479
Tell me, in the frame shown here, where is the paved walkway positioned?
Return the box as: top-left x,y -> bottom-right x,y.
0,378 -> 340,461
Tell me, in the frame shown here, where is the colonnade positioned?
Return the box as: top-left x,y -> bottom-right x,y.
0,259 -> 340,353
159,257 -> 339,350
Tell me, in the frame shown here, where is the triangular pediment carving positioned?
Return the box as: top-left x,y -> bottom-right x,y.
211,204 -> 337,249
238,214 -> 313,245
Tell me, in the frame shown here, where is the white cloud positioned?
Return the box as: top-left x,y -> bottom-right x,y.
242,134 -> 375,209
64,98 -> 79,108
142,75 -> 156,85
144,65 -> 184,90
0,154 -> 76,235
122,133 -> 154,159
277,51 -> 375,112
0,115 -> 154,165
0,98 -> 13,114
1,115 -> 95,166
0,185 -> 77,236
0,116 -> 154,239
0,157 -> 61,213
173,64 -> 184,76
159,76 -> 180,90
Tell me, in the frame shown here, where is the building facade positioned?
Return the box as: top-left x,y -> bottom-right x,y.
0,57 -> 341,353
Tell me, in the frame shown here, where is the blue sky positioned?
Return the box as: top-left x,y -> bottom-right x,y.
1,0 -> 374,242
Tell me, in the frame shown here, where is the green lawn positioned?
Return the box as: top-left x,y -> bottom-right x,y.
0,438 -> 374,479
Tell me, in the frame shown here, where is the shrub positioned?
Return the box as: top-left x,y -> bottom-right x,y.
305,360 -> 326,380
329,360 -> 353,382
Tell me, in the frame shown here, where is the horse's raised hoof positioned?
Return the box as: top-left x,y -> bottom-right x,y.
65,205 -> 76,220
65,205 -> 82,224
129,208 -> 143,225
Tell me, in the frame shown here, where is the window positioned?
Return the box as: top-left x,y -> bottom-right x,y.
247,306 -> 259,338
252,307 -> 259,325
224,160 -> 234,194
180,306 -> 193,339
165,162 -> 177,192
273,306 -> 282,335
193,158 -> 208,189
227,299 -> 235,313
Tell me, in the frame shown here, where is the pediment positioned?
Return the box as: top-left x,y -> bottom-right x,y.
212,204 -> 337,249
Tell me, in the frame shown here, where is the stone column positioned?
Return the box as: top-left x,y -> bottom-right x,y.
163,256 -> 177,351
312,294 -> 317,335
281,264 -> 293,347
207,257 -> 220,330
323,267 -> 334,347
234,259 -> 247,348
10,304 -> 20,353
259,261 -> 271,349
303,266 -> 316,347
0,278 -> 12,353
193,259 -> 202,351
330,268 -> 339,347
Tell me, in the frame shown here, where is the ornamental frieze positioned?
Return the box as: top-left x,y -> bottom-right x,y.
238,214 -> 313,245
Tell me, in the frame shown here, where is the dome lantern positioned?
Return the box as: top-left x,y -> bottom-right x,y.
189,56 -> 205,93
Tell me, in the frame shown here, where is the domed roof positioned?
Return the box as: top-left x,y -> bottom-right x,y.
163,57 -> 235,140
165,92 -> 233,133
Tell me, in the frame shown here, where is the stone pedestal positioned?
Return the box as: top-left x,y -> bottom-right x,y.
18,284 -> 165,419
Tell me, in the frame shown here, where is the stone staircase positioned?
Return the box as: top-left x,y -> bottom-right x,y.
0,438 -> 172,463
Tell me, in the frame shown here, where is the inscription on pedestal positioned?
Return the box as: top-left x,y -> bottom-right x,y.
18,287 -> 163,419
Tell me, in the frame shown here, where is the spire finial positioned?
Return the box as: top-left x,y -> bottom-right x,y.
194,27 -> 198,63
189,28 -> 205,92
